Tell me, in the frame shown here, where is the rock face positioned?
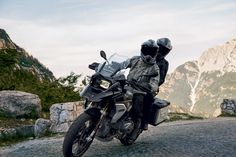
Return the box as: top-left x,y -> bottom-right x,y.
159,39 -> 236,117
50,101 -> 84,133
0,28 -> 55,82
0,29 -> 23,50
0,90 -> 41,118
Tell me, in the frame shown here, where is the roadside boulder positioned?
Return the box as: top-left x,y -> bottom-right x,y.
0,90 -> 41,118
220,99 -> 236,115
49,101 -> 83,133
34,118 -> 51,138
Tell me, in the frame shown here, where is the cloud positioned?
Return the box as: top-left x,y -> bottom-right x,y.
0,0 -> 236,77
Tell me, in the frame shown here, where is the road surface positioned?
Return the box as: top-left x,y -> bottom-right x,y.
1,117 -> 236,157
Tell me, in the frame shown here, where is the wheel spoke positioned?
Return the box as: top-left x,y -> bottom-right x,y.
72,119 -> 96,156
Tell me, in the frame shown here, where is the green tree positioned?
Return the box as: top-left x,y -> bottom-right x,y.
0,49 -> 82,112
57,72 -> 81,90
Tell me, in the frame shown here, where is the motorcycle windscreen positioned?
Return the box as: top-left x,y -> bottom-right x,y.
99,63 -> 119,77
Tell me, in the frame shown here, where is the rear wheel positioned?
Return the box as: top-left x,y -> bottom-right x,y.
63,112 -> 98,157
120,129 -> 142,146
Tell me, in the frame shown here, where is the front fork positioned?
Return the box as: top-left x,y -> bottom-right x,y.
84,99 -> 91,109
86,106 -> 108,142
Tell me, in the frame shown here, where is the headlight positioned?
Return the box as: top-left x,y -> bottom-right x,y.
100,80 -> 110,89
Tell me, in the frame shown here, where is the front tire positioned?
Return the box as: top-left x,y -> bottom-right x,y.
63,112 -> 98,157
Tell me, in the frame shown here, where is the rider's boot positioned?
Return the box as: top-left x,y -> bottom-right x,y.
142,123 -> 148,131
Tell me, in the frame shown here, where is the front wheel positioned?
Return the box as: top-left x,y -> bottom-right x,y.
63,112 -> 98,157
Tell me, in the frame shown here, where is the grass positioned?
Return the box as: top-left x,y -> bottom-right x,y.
0,116 -> 35,129
218,112 -> 236,117
0,111 -> 50,130
167,112 -> 204,122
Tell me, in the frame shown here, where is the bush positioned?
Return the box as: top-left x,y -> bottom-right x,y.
0,49 -> 81,111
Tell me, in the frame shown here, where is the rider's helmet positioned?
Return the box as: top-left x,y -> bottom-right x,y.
156,38 -> 172,60
141,39 -> 159,65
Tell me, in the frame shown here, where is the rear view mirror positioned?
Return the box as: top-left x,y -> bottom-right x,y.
100,50 -> 107,61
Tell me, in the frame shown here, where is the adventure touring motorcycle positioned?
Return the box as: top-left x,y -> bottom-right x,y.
63,51 -> 170,157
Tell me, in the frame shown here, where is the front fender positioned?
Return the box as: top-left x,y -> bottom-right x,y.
85,107 -> 101,119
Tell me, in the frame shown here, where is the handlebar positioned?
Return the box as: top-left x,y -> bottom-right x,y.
88,62 -> 99,70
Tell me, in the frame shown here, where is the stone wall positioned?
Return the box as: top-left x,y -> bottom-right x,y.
49,101 -> 84,133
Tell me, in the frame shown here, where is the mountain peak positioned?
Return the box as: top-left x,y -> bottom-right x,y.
0,28 -> 22,50
198,38 -> 236,73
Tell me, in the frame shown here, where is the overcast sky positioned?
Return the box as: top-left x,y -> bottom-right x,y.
0,0 -> 236,78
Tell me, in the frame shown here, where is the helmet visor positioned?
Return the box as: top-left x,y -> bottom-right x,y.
141,47 -> 158,58
158,46 -> 170,57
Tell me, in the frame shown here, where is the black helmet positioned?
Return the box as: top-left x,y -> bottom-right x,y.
156,38 -> 172,60
141,39 -> 159,65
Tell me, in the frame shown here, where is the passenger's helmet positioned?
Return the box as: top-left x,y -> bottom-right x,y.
156,38 -> 172,60
141,39 -> 159,65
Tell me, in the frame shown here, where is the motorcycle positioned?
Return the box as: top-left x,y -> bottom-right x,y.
63,51 -> 170,157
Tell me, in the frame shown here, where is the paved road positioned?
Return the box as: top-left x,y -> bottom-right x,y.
1,117 -> 236,157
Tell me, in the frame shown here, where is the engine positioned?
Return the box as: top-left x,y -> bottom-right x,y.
95,115 -> 134,142
95,102 -> 134,142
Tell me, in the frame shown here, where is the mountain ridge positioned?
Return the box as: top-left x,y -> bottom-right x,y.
159,38 -> 236,117
0,29 -> 24,51
198,38 -> 236,73
0,29 -> 81,111
0,28 -> 55,81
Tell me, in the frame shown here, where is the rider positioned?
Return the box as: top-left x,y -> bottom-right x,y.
118,39 -> 160,140
156,38 -> 172,86
139,38 -> 172,131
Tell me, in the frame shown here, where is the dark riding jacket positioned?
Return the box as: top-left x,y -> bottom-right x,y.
156,58 -> 169,86
119,56 -> 160,94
